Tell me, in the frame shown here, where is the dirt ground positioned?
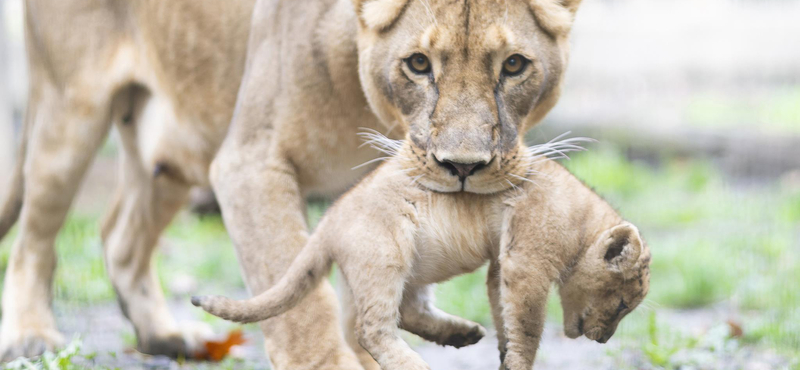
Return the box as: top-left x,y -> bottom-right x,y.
53,299 -> 789,370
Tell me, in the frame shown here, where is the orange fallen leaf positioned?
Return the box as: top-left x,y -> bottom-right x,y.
726,319 -> 744,338
196,329 -> 246,361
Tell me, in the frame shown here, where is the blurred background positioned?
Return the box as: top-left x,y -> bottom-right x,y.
1,0 -> 799,369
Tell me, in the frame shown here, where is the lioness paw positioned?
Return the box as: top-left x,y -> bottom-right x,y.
0,328 -> 64,362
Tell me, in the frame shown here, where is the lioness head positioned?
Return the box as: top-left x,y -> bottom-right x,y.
559,223 -> 651,343
354,0 -> 582,193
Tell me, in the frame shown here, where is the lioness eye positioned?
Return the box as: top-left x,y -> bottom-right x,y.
407,53 -> 432,74
502,54 -> 528,76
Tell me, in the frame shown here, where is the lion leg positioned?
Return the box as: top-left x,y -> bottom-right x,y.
399,285 -> 486,348
0,81 -> 112,361
100,157 -> 199,357
211,150 -> 362,370
340,276 -> 381,370
99,87 -> 213,357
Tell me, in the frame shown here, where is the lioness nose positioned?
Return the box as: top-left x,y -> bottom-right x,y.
435,158 -> 489,180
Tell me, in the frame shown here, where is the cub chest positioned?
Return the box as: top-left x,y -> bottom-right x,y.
408,194 -> 501,285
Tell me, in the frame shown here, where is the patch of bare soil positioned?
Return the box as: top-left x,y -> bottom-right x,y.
53,299 -> 790,370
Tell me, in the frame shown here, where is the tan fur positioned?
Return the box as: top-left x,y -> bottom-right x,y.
360,0 -> 409,30
194,138 -> 651,370
0,0 -> 583,366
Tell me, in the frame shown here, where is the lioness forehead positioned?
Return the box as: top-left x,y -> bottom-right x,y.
415,0 -> 541,52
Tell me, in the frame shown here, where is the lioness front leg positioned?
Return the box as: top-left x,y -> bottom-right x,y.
212,148 -> 361,368
399,285 -> 486,348
209,9 -> 363,366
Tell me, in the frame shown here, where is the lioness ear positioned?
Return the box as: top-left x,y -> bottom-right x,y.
528,0 -> 583,37
593,223 -> 642,270
353,0 -> 409,31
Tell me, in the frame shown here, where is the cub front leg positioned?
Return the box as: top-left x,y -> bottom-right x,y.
487,260 -> 508,364
399,285 -> 486,348
497,243 -> 552,369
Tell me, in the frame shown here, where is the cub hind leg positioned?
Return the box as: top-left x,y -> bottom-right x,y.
399,284 -> 486,348
336,231 -> 430,370
340,276 -> 381,370
345,267 -> 430,370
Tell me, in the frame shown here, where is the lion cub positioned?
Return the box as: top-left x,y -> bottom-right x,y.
193,139 -> 651,370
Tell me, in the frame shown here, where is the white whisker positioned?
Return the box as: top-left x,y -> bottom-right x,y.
505,178 -> 524,196
507,173 -> 541,189
357,128 -> 404,157
525,132 -> 597,162
351,156 -> 391,170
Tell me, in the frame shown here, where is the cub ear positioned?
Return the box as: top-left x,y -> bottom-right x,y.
528,0 -> 583,37
593,223 -> 642,270
353,0 -> 409,31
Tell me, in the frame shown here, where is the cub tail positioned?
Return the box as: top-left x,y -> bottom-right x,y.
191,235 -> 332,323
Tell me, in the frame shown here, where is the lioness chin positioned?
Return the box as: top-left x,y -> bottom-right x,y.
193,136 -> 651,370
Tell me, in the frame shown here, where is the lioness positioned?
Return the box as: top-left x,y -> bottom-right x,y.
193,135 -> 652,370
0,0 -> 583,367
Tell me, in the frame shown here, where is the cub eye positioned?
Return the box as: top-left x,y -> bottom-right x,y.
406,53 -> 432,74
502,54 -> 528,76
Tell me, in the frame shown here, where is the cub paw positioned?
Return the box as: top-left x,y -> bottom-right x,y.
0,328 -> 65,362
442,324 -> 486,348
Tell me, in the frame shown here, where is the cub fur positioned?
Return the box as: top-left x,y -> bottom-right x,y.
193,136 -> 651,370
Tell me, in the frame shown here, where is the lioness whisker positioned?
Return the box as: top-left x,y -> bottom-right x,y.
527,141 -> 591,159
525,168 -> 548,178
507,173 -> 542,189
522,134 -> 597,180
352,156 -> 392,170
505,178 -> 524,197
357,128 -> 404,157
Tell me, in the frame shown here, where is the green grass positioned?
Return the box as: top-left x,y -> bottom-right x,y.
435,267 -> 492,324
0,216 -> 115,304
2,338 -> 103,370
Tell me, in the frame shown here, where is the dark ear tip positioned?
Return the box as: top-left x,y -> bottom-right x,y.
191,296 -> 203,307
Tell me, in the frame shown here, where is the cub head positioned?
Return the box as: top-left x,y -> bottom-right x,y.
353,0 -> 582,193
559,223 -> 651,343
